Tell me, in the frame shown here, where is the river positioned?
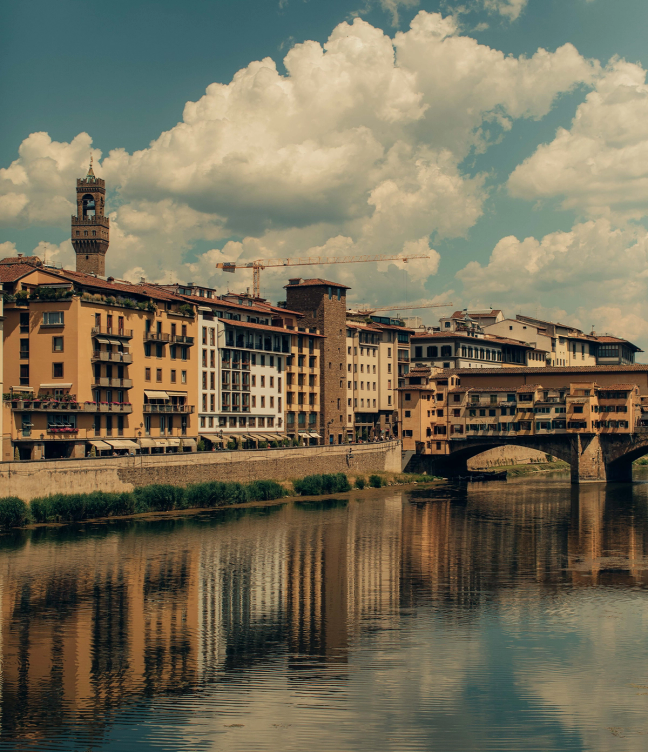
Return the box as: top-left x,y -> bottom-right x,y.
1,472 -> 648,751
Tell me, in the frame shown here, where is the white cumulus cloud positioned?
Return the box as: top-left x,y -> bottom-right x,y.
509,59 -> 648,219
1,12 -> 597,308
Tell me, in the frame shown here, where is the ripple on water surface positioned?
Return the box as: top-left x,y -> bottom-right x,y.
1,478 -> 648,751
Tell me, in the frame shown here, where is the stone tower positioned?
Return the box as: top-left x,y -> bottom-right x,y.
71,158 -> 110,276
285,278 -> 348,444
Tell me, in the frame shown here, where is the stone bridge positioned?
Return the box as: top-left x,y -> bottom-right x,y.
410,431 -> 648,483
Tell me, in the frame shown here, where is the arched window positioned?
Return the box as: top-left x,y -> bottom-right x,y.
82,194 -> 96,218
427,346 -> 438,358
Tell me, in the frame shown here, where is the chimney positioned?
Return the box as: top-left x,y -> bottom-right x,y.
140,277 -> 146,283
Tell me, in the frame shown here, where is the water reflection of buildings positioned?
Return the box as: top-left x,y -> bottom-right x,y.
0,497 -> 404,744
4,484 -> 648,746
0,532 -> 200,743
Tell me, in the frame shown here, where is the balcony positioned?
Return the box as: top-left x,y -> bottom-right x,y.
171,334 -> 194,345
92,326 -> 133,339
94,377 -> 133,389
144,331 -> 171,343
92,350 -> 133,364
8,399 -> 132,413
143,404 -> 194,413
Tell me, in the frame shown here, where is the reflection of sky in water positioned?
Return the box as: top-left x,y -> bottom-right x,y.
1,478 -> 648,751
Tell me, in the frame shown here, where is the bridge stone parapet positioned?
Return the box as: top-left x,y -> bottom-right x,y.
409,432 -> 648,484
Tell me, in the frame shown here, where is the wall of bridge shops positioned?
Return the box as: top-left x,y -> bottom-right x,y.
0,440 -> 402,501
454,368 -> 648,392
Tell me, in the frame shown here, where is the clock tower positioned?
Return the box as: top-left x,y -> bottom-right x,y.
71,158 -> 110,276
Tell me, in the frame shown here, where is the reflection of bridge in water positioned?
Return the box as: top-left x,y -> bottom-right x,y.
1,484 -> 648,745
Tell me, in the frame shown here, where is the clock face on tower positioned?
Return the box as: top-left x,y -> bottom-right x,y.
71,160 -> 110,276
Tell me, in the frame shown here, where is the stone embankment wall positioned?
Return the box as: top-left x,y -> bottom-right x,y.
0,441 -> 401,501
467,446 -> 549,469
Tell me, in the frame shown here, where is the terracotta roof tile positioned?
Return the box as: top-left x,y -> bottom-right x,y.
223,319 -> 325,337
284,278 -> 350,289
448,364 -> 648,375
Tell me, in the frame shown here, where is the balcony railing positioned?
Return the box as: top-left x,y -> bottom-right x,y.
92,326 -> 133,339
144,331 -> 171,342
171,334 -> 194,345
92,350 -> 133,364
9,400 -> 132,413
94,377 -> 133,388
143,404 -> 194,413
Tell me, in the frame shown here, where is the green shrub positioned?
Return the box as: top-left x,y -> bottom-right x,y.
293,473 -> 350,496
223,482 -> 249,505
133,484 -> 185,512
185,481 -> 229,508
0,497 -> 30,528
30,496 -> 55,523
197,439 -> 206,452
293,474 -> 323,496
369,474 -> 384,488
355,476 -> 366,489
247,480 -> 285,501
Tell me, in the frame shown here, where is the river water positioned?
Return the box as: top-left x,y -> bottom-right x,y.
2,473 -> 648,751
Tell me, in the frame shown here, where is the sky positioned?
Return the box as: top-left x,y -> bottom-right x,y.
3,0 -> 648,347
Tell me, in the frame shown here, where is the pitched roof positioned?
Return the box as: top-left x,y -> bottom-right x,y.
0,263 -> 48,283
517,385 -> 542,393
597,383 -> 638,391
284,278 -> 350,289
54,270 -> 191,304
447,364 -> 648,375
223,319 -> 325,336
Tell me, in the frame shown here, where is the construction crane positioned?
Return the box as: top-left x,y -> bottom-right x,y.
353,302 -> 453,315
215,253 -> 430,299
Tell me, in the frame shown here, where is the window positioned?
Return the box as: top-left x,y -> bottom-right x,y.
42,311 -> 64,326
53,363 -> 64,378
181,370 -> 187,384
145,368 -> 151,381
20,364 -> 29,386
171,369 -> 176,383
52,336 -> 63,352
156,343 -> 163,358
20,312 -> 29,332
20,338 -> 29,358
405,393 -> 411,401
404,410 -> 411,418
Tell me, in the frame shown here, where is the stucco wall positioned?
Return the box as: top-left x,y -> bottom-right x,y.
0,440 -> 401,501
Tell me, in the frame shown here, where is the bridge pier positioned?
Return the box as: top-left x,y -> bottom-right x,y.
570,435 -> 607,483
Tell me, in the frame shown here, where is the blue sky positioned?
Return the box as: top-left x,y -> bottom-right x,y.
3,0 -> 648,345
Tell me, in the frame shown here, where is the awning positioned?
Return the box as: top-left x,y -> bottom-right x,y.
155,439 -> 168,447
96,337 -> 111,344
138,438 -> 157,448
144,390 -> 169,400
309,432 -> 322,438
166,438 -> 181,446
106,439 -> 139,450
200,434 -> 223,444
40,383 -> 73,389
107,338 -> 124,346
267,434 -> 285,442
11,386 -> 34,392
89,440 -> 111,450
298,431 -> 310,436
182,438 -> 197,447
166,391 -> 188,397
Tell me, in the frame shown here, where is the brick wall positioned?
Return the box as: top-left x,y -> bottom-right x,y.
0,441 -> 402,501
285,282 -> 347,443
